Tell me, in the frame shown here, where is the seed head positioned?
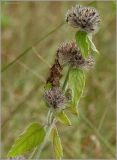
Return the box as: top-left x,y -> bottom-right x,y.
44,87 -> 66,109
57,41 -> 95,69
65,5 -> 101,33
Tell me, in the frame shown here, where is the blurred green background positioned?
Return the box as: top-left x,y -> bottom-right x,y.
1,1 -> 116,159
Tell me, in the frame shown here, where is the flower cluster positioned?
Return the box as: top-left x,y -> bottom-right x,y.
57,41 -> 95,69
44,87 -> 66,109
65,5 -> 101,33
44,5 -> 100,110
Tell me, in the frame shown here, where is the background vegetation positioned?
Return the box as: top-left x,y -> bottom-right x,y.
1,1 -> 116,159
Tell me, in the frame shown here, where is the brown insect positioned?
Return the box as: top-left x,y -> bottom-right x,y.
47,58 -> 63,87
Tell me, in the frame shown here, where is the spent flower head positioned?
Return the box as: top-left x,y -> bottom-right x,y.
44,87 -> 66,109
57,41 -> 95,69
65,5 -> 101,33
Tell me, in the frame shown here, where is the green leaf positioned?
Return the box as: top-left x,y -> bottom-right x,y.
75,31 -> 90,58
7,122 -> 45,158
67,105 -> 79,115
57,111 -> 71,126
68,68 -> 85,115
87,35 -> 99,54
51,127 -> 63,160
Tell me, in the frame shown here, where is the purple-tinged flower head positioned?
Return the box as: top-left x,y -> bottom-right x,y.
44,87 -> 66,109
57,41 -> 95,69
65,5 -> 101,33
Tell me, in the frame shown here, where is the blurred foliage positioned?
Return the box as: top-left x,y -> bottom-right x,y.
1,14 -> 11,29
1,1 -> 116,159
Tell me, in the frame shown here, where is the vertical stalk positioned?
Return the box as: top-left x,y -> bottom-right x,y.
34,110 -> 55,159
34,67 -> 71,159
35,119 -> 55,159
62,66 -> 71,91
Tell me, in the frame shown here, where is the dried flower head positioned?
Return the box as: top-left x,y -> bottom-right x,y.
47,58 -> 63,87
65,5 -> 101,33
57,41 -> 95,69
44,87 -> 66,109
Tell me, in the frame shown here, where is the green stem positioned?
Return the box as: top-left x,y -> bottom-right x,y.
35,120 -> 55,159
33,67 -> 71,159
62,66 -> 71,91
32,110 -> 55,159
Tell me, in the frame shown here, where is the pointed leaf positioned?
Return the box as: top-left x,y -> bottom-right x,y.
75,31 -> 90,58
68,68 -> 85,115
67,105 -> 79,115
87,35 -> 99,54
57,111 -> 71,126
7,122 -> 45,157
51,127 -> 63,160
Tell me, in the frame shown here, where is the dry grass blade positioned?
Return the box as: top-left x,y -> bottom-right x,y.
98,107 -> 109,131
1,22 -> 64,73
32,47 -> 51,68
18,61 -> 46,83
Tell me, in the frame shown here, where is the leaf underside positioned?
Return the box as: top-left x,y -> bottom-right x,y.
51,127 -> 63,160
75,31 -> 90,58
7,122 -> 45,158
87,35 -> 99,54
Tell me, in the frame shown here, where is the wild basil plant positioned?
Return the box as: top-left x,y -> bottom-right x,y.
7,5 -> 101,160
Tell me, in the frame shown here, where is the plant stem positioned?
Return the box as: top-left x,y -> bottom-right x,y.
33,110 -> 55,159
36,120 -> 55,159
33,67 -> 71,159
62,66 -> 71,91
